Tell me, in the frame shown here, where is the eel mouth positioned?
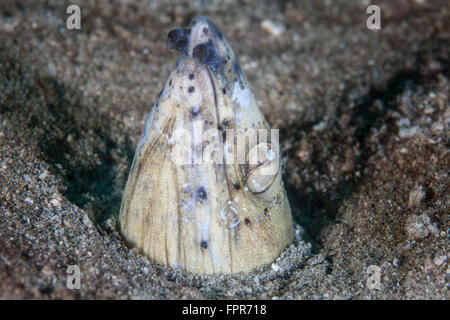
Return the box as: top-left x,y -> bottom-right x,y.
203,63 -> 218,115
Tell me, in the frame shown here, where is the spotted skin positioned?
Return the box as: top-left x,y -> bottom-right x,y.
119,16 -> 294,274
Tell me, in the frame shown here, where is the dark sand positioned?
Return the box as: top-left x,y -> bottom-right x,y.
0,0 -> 448,299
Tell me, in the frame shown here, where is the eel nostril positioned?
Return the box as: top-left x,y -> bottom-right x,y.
167,29 -> 178,41
166,28 -> 189,51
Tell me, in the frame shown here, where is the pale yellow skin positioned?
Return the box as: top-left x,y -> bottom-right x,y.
119,17 -> 294,274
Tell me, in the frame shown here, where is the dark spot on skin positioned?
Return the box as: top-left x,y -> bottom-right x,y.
195,16 -> 222,40
217,125 -> 226,141
244,218 -> 250,225
197,187 -> 207,201
169,79 -> 172,86
166,28 -> 190,53
189,73 -> 194,80
188,86 -> 195,93
233,183 -> 240,190
222,88 -> 226,94
201,240 -> 208,250
190,106 -> 200,117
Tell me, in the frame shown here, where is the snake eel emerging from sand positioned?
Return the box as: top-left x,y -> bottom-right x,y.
119,16 -> 294,274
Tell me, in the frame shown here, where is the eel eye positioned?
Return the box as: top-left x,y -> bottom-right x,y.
246,143 -> 279,194
192,40 -> 223,70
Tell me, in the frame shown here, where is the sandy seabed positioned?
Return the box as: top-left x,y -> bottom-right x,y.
0,0 -> 448,299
